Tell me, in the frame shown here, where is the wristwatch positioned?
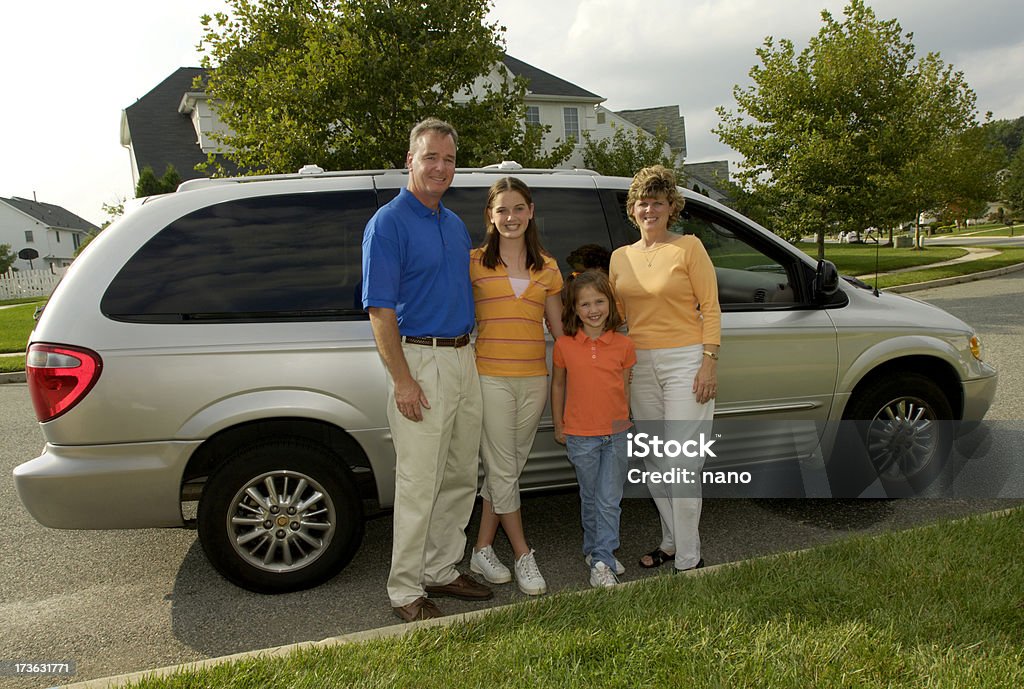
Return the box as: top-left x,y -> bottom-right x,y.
703,350 -> 719,360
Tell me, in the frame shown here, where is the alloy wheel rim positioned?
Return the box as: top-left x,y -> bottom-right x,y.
865,397 -> 939,480
225,470 -> 336,573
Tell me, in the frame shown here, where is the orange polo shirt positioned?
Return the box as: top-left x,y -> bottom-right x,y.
471,249 -> 563,376
553,330 -> 636,436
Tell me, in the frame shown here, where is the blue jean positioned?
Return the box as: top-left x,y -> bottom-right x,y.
565,430 -> 629,571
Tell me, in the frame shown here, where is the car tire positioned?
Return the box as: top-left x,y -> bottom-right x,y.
841,373 -> 954,497
197,439 -> 364,593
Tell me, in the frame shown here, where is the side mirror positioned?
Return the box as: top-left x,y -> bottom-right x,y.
813,259 -> 839,300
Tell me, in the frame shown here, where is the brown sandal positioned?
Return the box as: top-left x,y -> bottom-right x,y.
639,547 -> 674,568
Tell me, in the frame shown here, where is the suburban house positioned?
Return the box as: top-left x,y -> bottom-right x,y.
121,56 -> 729,199
0,196 -> 97,273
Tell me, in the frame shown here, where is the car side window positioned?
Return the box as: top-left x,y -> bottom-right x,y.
101,191 -> 377,322
674,207 -> 800,308
612,191 -> 802,309
440,186 -> 614,277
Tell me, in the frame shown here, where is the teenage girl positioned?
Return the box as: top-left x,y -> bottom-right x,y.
550,270 -> 636,588
469,177 -> 564,596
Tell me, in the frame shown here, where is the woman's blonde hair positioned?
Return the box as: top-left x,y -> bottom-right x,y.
626,165 -> 685,228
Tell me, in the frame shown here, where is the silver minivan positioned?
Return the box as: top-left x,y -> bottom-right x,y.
14,165 -> 997,592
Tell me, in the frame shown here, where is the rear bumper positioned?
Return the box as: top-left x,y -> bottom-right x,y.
14,440 -> 200,529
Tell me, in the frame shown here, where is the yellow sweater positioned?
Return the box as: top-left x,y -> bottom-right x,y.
608,234 -> 721,349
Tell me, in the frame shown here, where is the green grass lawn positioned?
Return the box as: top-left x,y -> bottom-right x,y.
795,243 -> 967,275
0,302 -> 41,353
930,223 -> 1022,237
872,248 -> 1024,289
959,227 -> 1024,238
0,296 -> 48,307
0,355 -> 26,373
121,509 -> 1024,688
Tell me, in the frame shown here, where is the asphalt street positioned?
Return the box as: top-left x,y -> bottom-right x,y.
2,274 -> 1023,688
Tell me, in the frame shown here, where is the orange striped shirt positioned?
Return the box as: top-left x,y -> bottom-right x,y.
470,248 -> 563,376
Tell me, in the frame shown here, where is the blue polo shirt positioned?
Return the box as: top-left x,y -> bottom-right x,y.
361,188 -> 474,337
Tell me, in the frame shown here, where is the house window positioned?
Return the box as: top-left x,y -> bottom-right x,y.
597,111 -> 606,125
563,107 -> 580,141
525,106 -> 540,126
55,231 -> 61,243
25,230 -> 34,243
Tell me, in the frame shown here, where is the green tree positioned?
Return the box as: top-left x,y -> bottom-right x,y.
983,116 -> 1024,162
0,243 -> 16,275
1003,146 -> 1024,219
136,165 -> 181,197
198,0 -> 571,173
715,0 -> 981,252
580,124 -> 684,179
916,126 -> 1002,242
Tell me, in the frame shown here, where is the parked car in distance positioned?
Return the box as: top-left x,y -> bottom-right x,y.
14,164 -> 997,593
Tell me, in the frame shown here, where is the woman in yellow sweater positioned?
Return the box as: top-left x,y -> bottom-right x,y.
469,177 -> 564,595
608,165 -> 720,573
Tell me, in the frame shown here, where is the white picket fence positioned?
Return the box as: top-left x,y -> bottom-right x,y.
0,268 -> 65,300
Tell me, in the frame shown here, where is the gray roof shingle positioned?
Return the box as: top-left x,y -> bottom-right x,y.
122,67 -> 236,182
501,55 -> 603,100
1,197 -> 99,233
615,106 -> 686,155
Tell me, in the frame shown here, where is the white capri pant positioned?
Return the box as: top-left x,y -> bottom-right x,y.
478,375 -> 548,514
630,344 -> 715,570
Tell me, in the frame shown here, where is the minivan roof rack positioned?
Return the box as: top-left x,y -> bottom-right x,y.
175,162 -> 600,193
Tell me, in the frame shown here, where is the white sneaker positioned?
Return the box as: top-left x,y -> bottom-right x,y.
470,545 -> 512,584
589,561 -> 619,588
514,550 -> 548,596
585,554 -> 625,576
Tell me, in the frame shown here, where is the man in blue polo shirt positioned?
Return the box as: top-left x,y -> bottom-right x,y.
362,118 -> 491,622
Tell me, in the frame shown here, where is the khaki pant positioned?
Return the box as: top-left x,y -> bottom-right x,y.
386,343 -> 482,607
478,375 -> 548,513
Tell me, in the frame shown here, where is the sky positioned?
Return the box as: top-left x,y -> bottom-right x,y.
2,0 -> 1022,227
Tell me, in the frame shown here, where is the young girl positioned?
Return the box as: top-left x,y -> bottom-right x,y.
469,177 -> 564,596
551,270 -> 636,588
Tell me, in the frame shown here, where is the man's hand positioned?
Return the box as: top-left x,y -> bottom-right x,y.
394,376 -> 430,422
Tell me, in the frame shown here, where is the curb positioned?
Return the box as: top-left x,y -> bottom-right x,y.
0,371 -> 25,384
60,506 -> 1023,689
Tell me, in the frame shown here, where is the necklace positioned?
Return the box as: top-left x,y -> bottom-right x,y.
638,242 -> 668,268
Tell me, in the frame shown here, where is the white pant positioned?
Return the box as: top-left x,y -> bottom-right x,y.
386,343 -> 482,607
630,345 -> 715,569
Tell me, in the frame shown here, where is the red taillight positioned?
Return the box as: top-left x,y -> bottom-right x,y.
26,343 -> 103,422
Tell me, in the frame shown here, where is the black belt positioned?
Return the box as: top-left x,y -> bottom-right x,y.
402,334 -> 471,348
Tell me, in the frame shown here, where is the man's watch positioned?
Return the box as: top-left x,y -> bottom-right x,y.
703,350 -> 719,361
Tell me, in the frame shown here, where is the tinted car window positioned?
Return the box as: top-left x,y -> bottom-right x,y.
102,191 -> 377,322
612,191 -> 801,308
438,186 -> 613,276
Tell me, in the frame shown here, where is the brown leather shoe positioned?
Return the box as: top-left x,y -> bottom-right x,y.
424,573 -> 494,601
392,596 -> 443,622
